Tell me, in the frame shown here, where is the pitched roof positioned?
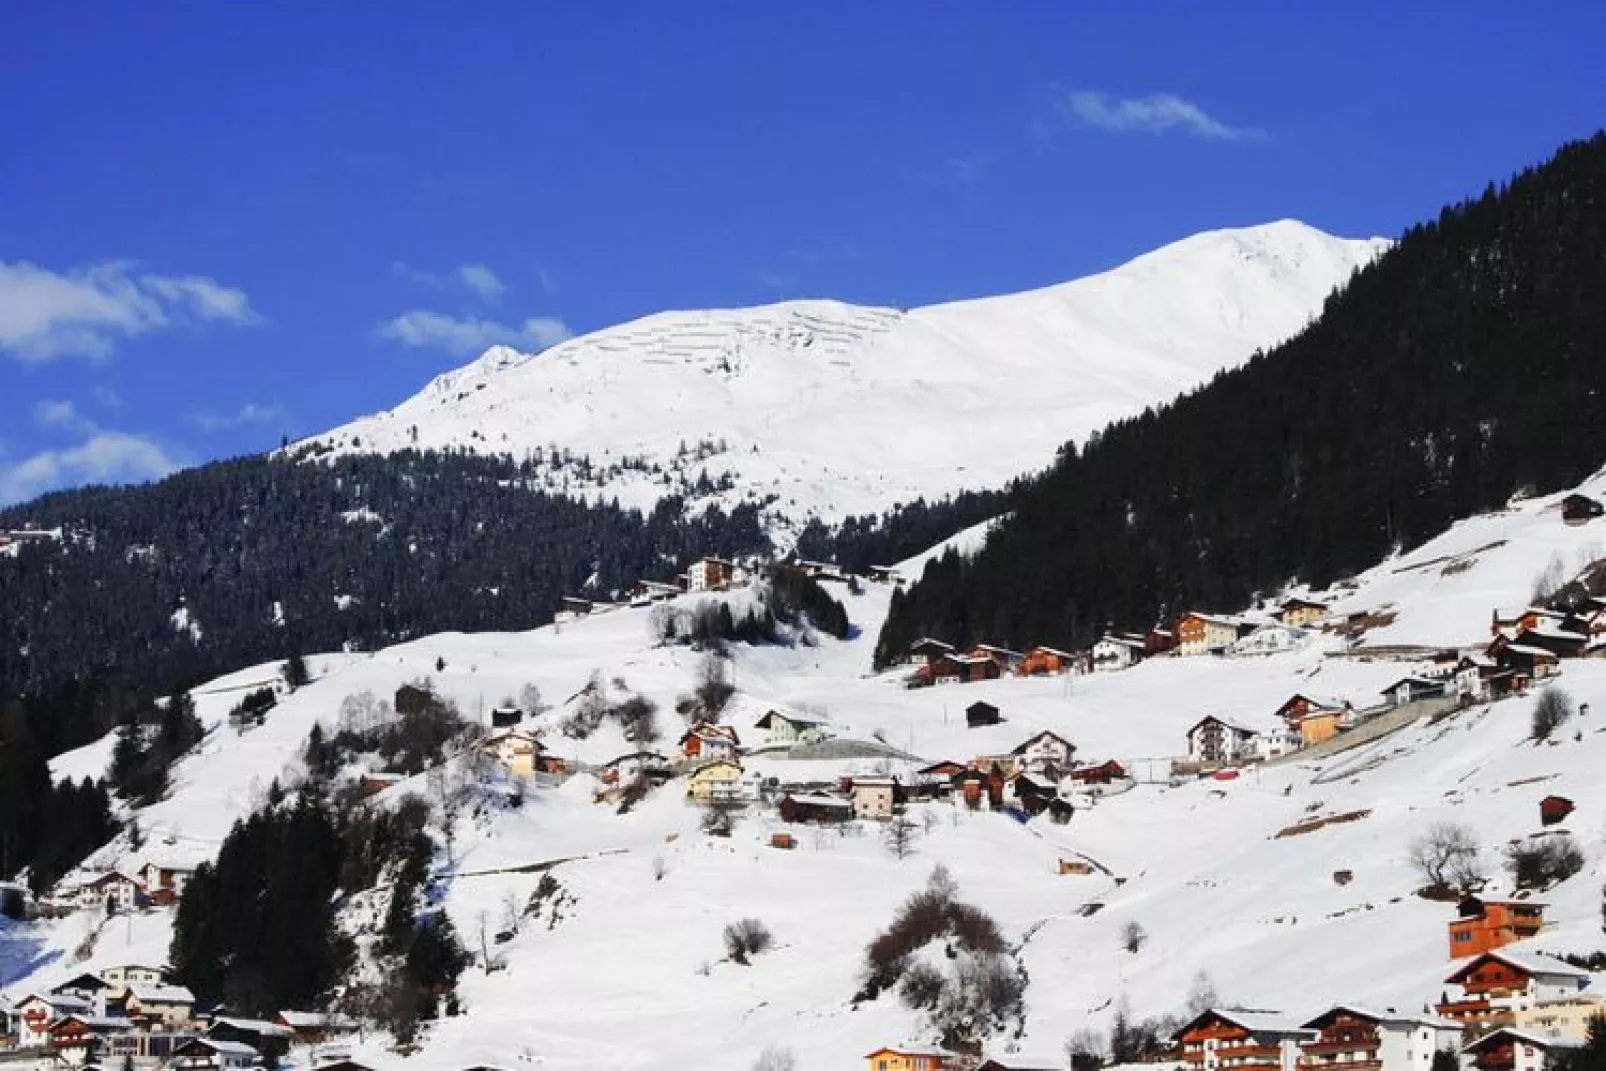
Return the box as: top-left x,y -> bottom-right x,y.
275,1010 -> 328,1028
754,708 -> 826,727
1446,947 -> 1589,983
1462,1028 -> 1584,1054
1177,1008 -> 1313,1039
783,793 -> 853,808
126,984 -> 194,1004
184,1038 -> 262,1057
209,1016 -> 294,1036
1011,730 -> 1075,755
1301,1005 -> 1460,1030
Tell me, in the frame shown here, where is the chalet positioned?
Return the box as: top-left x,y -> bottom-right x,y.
1436,948 -> 1589,1030
1491,607 -> 1567,638
1449,899 -> 1548,959
865,1046 -> 954,1070
99,965 -> 164,988
907,638 -> 955,665
1069,759 -> 1128,786
274,1010 -> 332,1043
1456,655 -> 1514,704
850,777 -> 900,820
1561,493 -> 1604,526
1511,623 -> 1588,659
137,862 -> 194,907
679,725 -> 740,761
965,701 -> 1002,728
1019,646 -> 1077,676
170,1037 -> 260,1071
937,653 -> 1002,684
1174,613 -> 1242,656
684,556 -> 735,592
120,984 -> 193,1027
1229,624 -> 1310,657
1186,716 -> 1263,767
1278,597 -> 1329,628
1380,675 -> 1447,707
1539,795 -> 1575,826
1090,635 -> 1146,672
753,708 -> 828,745
1174,1008 -> 1314,1071
1145,625 -> 1176,655
480,728 -> 545,777
207,1017 -> 292,1065
778,792 -> 854,824
14,994 -> 93,1046
969,644 -> 1025,673
684,759 -> 744,803
917,760 -> 967,780
75,870 -> 144,913
1462,1028 -> 1583,1071
1007,771 -> 1059,815
597,751 -> 670,787
1273,694 -> 1349,747
53,973 -> 115,1011
1487,637 -> 1561,684
867,565 -> 902,584
489,704 -> 523,728
1297,1006 -> 1461,1071
1010,730 -> 1076,776
48,1014 -> 133,1065
627,579 -> 681,603
555,595 -> 593,621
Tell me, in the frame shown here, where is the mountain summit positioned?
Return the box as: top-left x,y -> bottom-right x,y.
307,220 -> 1387,528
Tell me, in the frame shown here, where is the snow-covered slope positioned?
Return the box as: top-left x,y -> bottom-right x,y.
9,471 -> 1606,1070
306,221 -> 1387,529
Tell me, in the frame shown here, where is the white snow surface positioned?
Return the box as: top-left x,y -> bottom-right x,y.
11,474 -> 1606,1070
304,221 -> 1387,530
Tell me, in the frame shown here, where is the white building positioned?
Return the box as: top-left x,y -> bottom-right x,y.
850,777 -> 898,820
1186,715 -> 1264,766
122,983 -> 195,1027
1010,730 -> 1077,776
1228,623 -> 1310,657
1463,1028 -> 1583,1071
1090,635 -> 1145,671
1298,1006 -> 1463,1071
99,965 -> 165,988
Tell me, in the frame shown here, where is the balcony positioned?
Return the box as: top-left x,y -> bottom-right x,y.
1299,1061 -> 1381,1071
1303,1040 -> 1380,1055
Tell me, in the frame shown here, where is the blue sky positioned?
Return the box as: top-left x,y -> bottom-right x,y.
2,4 -> 1603,505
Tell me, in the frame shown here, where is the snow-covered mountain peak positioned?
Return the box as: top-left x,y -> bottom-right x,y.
306,221 -> 1388,528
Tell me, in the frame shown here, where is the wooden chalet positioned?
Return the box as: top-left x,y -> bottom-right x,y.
627,579 -> 681,603
1007,771 -> 1059,816
1462,1027 -> 1582,1071
867,565 -> 903,584
48,1013 -> 133,1063
1145,625 -> 1176,654
135,862 -> 194,907
1019,646 -> 1076,676
1175,1008 -> 1314,1071
207,1016 -> 292,1065
678,724 -> 740,761
1510,623 -> 1588,659
14,993 -> 94,1047
778,792 -> 854,824
1278,597 -> 1329,628
555,595 -> 593,618
170,1037 -> 260,1071
1380,675 -> 1448,707
1069,759 -> 1127,785
965,700 -> 1002,728
1089,634 -> 1146,672
917,760 -> 967,779
906,637 -> 955,665
1296,1006 -> 1461,1071
1485,635 -> 1560,685
1010,729 -> 1076,776
1436,948 -> 1588,1030
274,1010 -> 332,1043
480,728 -> 547,778
753,708 -> 828,745
120,983 -> 193,1027
864,1046 -> 954,1070
1273,693 -> 1350,746
953,767 -> 1006,810
1447,897 -> 1546,959
1561,493 -> 1604,526
968,644 -> 1024,673
1174,613 -> 1243,656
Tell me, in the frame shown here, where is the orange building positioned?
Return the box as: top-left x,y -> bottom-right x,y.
1019,646 -> 1076,676
1448,898 -> 1545,958
866,1047 -> 953,1071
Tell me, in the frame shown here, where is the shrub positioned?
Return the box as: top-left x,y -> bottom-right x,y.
898,962 -> 946,1009
723,918 -> 774,965
1121,920 -> 1147,953
1507,836 -> 1585,890
1532,686 -> 1575,742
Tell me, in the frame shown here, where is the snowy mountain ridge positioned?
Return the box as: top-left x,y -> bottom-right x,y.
305,221 -> 1389,530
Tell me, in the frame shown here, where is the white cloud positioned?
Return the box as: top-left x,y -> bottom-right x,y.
376,310 -> 572,357
392,261 -> 508,302
456,263 -> 505,301
1058,90 -> 1264,141
34,398 -> 90,431
189,402 -> 287,432
0,259 -> 259,363
0,430 -> 184,505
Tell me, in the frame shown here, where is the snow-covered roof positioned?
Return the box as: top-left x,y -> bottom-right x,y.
1181,612 -> 1242,627
276,1010 -> 328,1028
784,793 -> 853,808
187,1038 -> 263,1056
1011,730 -> 1075,754
1448,947 -> 1590,981
127,984 -> 194,1004
1302,1005 -> 1460,1030
57,1014 -> 135,1031
1463,1028 -> 1584,1053
210,1016 -> 294,1036
755,708 -> 827,726
20,993 -> 93,1012
1503,644 -> 1561,658
1181,1008 -> 1312,1037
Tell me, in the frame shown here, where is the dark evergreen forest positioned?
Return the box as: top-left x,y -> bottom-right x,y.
877,131 -> 1606,667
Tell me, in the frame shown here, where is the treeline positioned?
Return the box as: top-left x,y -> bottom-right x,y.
0,449 -> 770,758
0,706 -> 118,894
878,130 -> 1606,664
795,487 -> 1016,576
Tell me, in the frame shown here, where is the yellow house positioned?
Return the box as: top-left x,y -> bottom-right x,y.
481,728 -> 543,777
1279,597 -> 1329,628
1513,992 -> 1606,1039
685,759 -> 743,802
1298,709 -> 1342,746
865,1048 -> 952,1071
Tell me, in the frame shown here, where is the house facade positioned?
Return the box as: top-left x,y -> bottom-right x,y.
1230,624 -> 1310,657
481,728 -> 545,777
1019,646 -> 1076,676
684,557 -> 735,592
169,1037 -> 259,1071
1175,614 -> 1242,656
99,965 -> 164,989
1448,899 -> 1546,958
1462,1028 -> 1582,1071
1090,635 -> 1146,672
1176,1009 -> 1314,1071
1278,598 -> 1329,627
679,725 -> 740,761
865,1047 -> 952,1071
1011,731 -> 1076,776
137,863 -> 194,907
685,760 -> 744,802
1436,948 -> 1589,1031
1297,1006 -> 1461,1071
1186,716 -> 1261,766
753,709 -> 827,745
851,778 -> 899,820
121,984 -> 194,1027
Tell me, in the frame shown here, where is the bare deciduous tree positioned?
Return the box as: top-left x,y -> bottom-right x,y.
1408,821 -> 1483,893
884,814 -> 919,860
1120,920 -> 1147,953
723,918 -> 774,965
1531,686 -> 1575,742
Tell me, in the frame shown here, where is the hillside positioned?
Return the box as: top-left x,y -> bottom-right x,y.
878,131 -> 1606,664
302,221 -> 1386,529
6,473 -> 1606,1069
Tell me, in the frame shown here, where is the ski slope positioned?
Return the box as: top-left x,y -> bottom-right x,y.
9,476 -> 1606,1071
303,221 -> 1388,531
